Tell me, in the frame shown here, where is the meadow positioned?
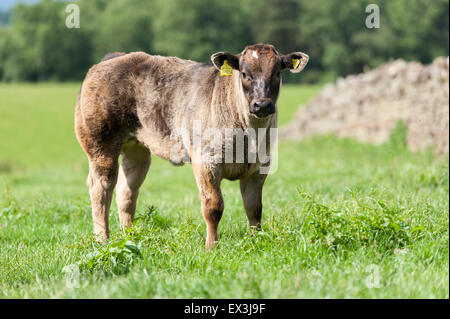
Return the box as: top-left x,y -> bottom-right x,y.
0,83 -> 448,298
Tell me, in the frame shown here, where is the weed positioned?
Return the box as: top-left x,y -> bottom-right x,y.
79,237 -> 142,276
298,189 -> 419,253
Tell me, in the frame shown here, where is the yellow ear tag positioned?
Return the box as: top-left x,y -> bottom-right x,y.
220,60 -> 233,76
292,58 -> 300,69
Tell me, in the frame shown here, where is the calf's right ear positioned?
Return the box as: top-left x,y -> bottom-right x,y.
211,52 -> 240,71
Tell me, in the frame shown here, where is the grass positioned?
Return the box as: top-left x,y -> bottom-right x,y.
0,83 -> 448,298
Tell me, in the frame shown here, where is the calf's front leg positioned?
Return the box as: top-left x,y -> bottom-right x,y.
240,171 -> 267,231
193,165 -> 224,250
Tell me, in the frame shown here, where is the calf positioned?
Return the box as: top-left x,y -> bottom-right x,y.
75,43 -> 308,249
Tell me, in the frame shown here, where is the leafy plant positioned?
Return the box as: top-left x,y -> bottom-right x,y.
80,238 -> 142,276
298,189 -> 419,253
134,205 -> 169,230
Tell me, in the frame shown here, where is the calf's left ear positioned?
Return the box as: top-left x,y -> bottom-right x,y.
211,52 -> 240,71
281,52 -> 309,73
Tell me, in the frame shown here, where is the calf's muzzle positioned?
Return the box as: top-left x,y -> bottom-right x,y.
250,99 -> 275,118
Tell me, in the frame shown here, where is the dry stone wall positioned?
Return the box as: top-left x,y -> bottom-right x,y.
280,57 -> 449,157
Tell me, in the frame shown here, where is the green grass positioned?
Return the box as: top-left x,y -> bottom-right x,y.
0,83 -> 448,298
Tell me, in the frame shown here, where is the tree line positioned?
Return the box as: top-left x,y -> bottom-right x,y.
0,0 -> 448,83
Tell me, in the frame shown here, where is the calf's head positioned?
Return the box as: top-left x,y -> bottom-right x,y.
211,43 -> 308,118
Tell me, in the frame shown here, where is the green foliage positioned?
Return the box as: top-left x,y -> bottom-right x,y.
0,185 -> 22,223
90,0 -> 154,61
299,190 -> 415,253
79,237 -> 142,276
386,0 -> 449,61
1,0 -> 92,81
0,0 -> 447,82
133,205 -> 170,231
152,0 -> 252,62
251,0 -> 300,53
388,121 -> 408,150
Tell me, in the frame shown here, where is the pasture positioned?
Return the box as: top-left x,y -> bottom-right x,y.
0,83 -> 448,298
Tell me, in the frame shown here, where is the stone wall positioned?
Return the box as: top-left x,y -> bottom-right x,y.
280,57 -> 449,157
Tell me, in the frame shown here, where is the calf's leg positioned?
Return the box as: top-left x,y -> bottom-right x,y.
193,165 -> 224,250
116,141 -> 151,228
87,153 -> 119,241
240,172 -> 267,231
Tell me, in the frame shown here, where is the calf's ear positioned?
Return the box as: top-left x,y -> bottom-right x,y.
211,52 -> 240,71
281,52 -> 309,73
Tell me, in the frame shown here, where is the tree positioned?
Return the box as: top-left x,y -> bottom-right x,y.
151,0 -> 252,62
251,0 -> 301,53
0,0 -> 448,82
386,0 -> 449,62
90,0 -> 154,61
2,0 -> 93,81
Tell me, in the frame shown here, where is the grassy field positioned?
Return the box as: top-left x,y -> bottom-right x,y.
0,83 -> 448,298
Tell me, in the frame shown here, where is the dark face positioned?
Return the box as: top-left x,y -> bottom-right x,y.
239,45 -> 281,118
211,44 -> 309,119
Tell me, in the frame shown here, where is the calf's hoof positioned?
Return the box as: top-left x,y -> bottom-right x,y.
205,240 -> 219,251
93,231 -> 109,243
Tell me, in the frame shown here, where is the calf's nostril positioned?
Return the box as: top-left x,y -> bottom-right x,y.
254,101 -> 268,108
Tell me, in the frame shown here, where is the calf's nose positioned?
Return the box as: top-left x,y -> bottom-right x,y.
251,100 -> 275,117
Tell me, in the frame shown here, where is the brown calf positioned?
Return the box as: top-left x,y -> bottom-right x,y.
75,43 -> 308,249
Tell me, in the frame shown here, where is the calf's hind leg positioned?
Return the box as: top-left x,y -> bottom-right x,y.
87,152 -> 120,241
116,141 -> 151,228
